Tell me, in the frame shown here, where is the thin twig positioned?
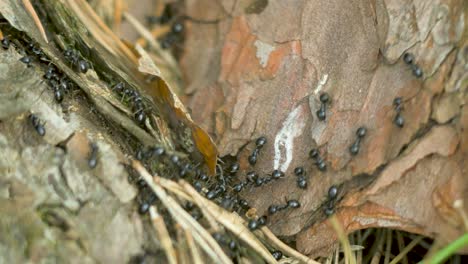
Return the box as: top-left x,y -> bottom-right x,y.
329,216 -> 356,264
370,229 -> 384,264
133,161 -> 233,264
384,229 -> 392,264
181,180 -> 225,232
389,236 -> 423,264
260,227 -> 319,264
185,227 -> 204,264
149,205 -> 177,264
22,0 -> 48,43
180,181 -> 278,264
396,231 -> 408,264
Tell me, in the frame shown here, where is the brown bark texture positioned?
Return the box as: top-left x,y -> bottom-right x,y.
181,0 -> 468,256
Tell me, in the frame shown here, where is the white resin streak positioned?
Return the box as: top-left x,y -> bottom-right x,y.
273,105 -> 307,172
314,74 -> 328,95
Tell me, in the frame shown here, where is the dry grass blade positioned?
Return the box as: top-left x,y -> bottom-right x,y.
123,12 -> 180,73
181,180 -> 227,232
180,181 -> 278,264
149,206 -> 177,264
133,161 -> 233,264
156,176 -> 193,201
259,227 -> 319,264
184,227 -> 204,264
453,200 -> 468,231
66,0 -> 137,62
329,216 -> 356,264
21,0 -> 48,43
395,231 -> 408,264
384,230 -> 392,264
176,224 -> 191,264
388,236 -> 424,264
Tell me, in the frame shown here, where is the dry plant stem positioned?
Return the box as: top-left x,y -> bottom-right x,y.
157,177 -> 194,201
184,228 -> 204,264
396,231 -> 409,264
133,161 -> 233,264
67,0 -> 138,63
388,236 -> 423,264
181,180 -> 226,232
259,227 -> 319,264
355,232 -> 362,264
149,206 -> 177,264
370,229 -> 384,264
453,200 -> 468,231
179,181 -> 278,264
113,0 -> 123,34
176,224 -> 191,264
334,248 -> 339,264
22,0 -> 48,43
123,12 -> 180,72
384,229 -> 392,264
330,216 -> 356,264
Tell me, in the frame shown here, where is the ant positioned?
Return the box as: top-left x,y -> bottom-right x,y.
349,127 -> 367,156
268,199 -> 301,215
248,215 -> 267,231
393,97 -> 404,127
19,55 -> 33,67
1,37 -> 10,49
248,136 -> 266,165
64,48 -> 91,74
403,52 -> 423,78
294,166 -> 307,189
309,148 -> 327,171
29,114 -> 45,136
316,92 -> 330,121
88,142 -> 99,169
324,185 -> 338,216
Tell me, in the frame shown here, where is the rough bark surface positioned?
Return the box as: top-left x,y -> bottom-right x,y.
181,0 -> 467,256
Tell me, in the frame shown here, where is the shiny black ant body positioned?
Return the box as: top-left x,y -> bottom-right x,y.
29,114 -> 45,136
349,127 -> 367,156
393,97 -> 405,128
402,52 -> 423,78
324,185 -> 339,217
316,92 -> 330,121
64,48 -> 91,74
294,166 -> 307,189
20,55 -> 33,67
247,215 -> 267,231
248,136 -> 266,165
309,148 -> 327,171
1,37 -> 10,49
268,199 -> 301,215
272,250 -> 283,260
88,142 -> 99,169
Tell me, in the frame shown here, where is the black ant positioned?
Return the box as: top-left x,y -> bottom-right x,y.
294,166 -> 307,189
393,97 -> 404,127
324,185 -> 339,217
19,55 -> 33,67
309,148 -> 327,171
248,215 -> 267,231
1,37 -> 10,49
64,48 -> 91,74
402,52 -> 423,78
248,136 -> 266,165
316,92 -> 330,121
268,199 -> 301,215
349,127 -> 367,156
88,142 -> 99,169
272,250 -> 283,260
29,114 -> 45,136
